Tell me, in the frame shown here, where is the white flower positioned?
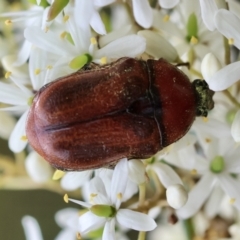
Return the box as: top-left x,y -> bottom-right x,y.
158,0 -> 180,9
176,123 -> 240,219
0,47 -> 60,152
66,158 -> 156,239
0,5 -> 52,65
21,215 -> 43,240
24,14 -> 146,70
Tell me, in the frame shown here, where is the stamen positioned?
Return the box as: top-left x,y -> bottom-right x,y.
117,192 -> 122,200
205,138 -> 211,143
63,194 -> 69,203
100,57 -> 107,65
191,169 -> 197,175
5,71 -> 12,78
76,232 -> 82,239
163,15 -> 170,22
190,36 -> 198,45
90,37 -> 97,45
60,31 -> 67,39
228,38 -> 234,45
5,19 -> 12,25
34,68 -> 41,75
21,135 -> 28,141
229,198 -> 235,204
52,170 -> 65,180
63,15 -> 69,23
47,65 -> 53,70
202,117 -> 208,122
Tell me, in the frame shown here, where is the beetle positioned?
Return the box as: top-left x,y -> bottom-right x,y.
26,57 -> 214,171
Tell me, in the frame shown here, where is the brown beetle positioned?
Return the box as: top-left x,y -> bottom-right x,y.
26,58 -> 214,171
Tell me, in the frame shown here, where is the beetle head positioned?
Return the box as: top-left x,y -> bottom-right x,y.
192,79 -> 214,117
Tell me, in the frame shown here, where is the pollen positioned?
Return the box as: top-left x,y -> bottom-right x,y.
44,26 -> 49,33
5,71 -> 12,78
117,192 -> 123,200
202,117 -> 208,122
5,19 -> 12,25
63,15 -> 69,23
190,169 -> 197,175
163,15 -> 170,22
190,36 -> 198,45
20,135 -> 28,141
60,31 -> 67,39
63,194 -> 69,203
90,37 -> 97,45
52,170 -> 65,180
100,57 -> 107,65
47,65 -> 53,70
34,68 -> 41,75
205,138 -> 211,143
76,232 -> 82,239
228,38 -> 234,45
229,198 -> 235,204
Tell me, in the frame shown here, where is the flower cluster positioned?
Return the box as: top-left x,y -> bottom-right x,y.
1,0 -> 240,239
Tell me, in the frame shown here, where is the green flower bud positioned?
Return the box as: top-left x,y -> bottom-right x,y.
47,0 -> 69,21
69,54 -> 92,70
210,156 -> 225,173
90,204 -> 116,218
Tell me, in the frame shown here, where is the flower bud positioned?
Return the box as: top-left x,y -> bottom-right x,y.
166,184 -> 188,209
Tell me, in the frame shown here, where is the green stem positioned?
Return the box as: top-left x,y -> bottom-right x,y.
137,231 -> 146,240
138,183 -> 146,208
183,218 -> 195,240
223,36 -> 231,65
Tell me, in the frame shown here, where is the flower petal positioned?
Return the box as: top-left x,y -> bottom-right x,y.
110,158 -> 128,208
206,61 -> 240,91
9,110 -> 28,153
94,35 -> 146,60
217,174 -> 240,210
214,9 -> 240,49
132,0 -> 153,28
21,216 -> 43,240
102,219 -> 115,240
61,170 -> 93,191
152,162 -> 183,188
199,0 -> 218,31
158,0 -> 179,9
25,151 -> 52,183
177,173 -> 215,219
116,209 -> 157,231
231,110 -> 240,142
78,211 -> 106,233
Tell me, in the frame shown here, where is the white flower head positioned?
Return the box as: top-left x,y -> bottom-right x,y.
66,158 -> 156,239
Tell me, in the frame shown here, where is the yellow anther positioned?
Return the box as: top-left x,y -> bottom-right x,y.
76,232 -> 82,239
90,37 -> 97,45
229,198 -> 235,204
202,117 -> 208,122
60,31 -> 67,39
5,71 -> 12,78
63,15 -> 69,23
63,194 -> 69,203
100,57 -> 107,65
47,65 -> 53,70
52,170 -> 65,180
34,68 -> 41,75
228,38 -> 234,45
20,135 -> 28,141
90,193 -> 98,198
44,26 -> 49,33
191,169 -> 198,175
190,36 -> 198,45
163,15 -> 170,22
117,192 -> 123,200
5,19 -> 12,25
205,138 -> 211,143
